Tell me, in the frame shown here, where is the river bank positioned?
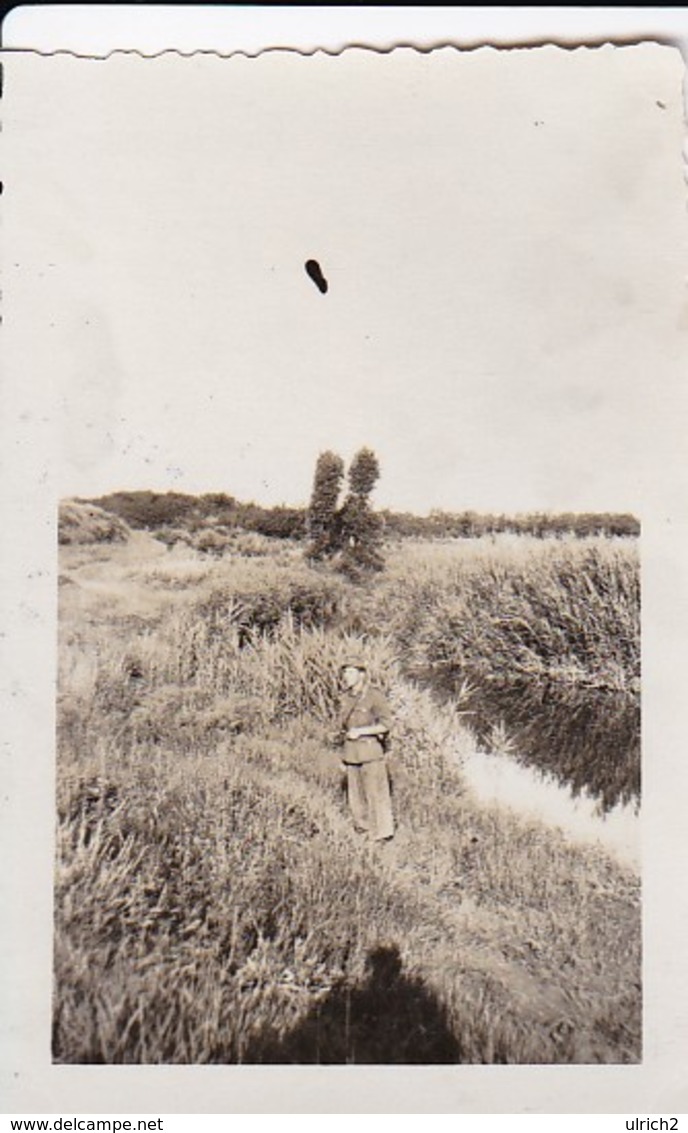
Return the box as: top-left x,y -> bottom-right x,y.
54,534 -> 642,1064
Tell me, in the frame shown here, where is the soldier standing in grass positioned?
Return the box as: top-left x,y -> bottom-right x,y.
337,659 -> 394,842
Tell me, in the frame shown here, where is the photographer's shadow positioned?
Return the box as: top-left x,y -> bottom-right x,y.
248,944 -> 461,1064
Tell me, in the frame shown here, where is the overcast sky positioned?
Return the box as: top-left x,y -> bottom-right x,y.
5,45 -> 685,514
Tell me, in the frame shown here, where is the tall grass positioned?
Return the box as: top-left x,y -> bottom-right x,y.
54,534 -> 641,1064
55,722 -> 640,1064
379,536 -> 639,695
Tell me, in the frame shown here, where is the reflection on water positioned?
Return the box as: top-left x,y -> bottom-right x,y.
410,665 -> 641,864
449,678 -> 640,814
461,745 -> 640,871
443,677 -> 641,869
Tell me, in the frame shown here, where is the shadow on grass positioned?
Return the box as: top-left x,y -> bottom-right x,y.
247,944 -> 461,1064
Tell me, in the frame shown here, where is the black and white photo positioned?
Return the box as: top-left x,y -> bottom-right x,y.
3,28 -> 687,1114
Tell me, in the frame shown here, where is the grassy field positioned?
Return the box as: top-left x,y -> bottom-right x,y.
54,529 -> 641,1064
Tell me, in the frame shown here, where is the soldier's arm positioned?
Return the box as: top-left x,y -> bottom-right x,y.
347,690 -> 391,739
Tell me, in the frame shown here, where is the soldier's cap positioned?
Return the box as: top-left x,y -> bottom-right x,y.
339,657 -> 368,671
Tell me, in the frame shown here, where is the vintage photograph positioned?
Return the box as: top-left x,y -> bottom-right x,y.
56,482 -> 641,1064
4,37 -> 685,1090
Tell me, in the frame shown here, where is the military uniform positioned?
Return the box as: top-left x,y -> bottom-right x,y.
339,681 -> 394,841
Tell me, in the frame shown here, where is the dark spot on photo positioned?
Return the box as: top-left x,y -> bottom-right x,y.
305,259 -> 328,294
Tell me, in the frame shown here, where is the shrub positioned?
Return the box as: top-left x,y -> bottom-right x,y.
196,567 -> 347,643
59,500 -> 130,545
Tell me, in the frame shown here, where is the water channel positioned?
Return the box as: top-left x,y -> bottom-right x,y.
436,672 -> 640,870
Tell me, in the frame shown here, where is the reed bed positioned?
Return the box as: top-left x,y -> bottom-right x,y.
54,532 -> 641,1064
380,536 -> 639,695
